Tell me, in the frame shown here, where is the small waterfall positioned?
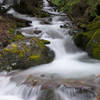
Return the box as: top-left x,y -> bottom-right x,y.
15,85 -> 41,100
0,76 -> 41,100
55,85 -> 96,100
35,84 -> 96,100
43,0 -> 49,7
43,0 -> 63,15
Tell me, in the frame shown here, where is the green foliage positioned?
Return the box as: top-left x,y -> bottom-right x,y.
51,0 -> 100,17
52,0 -> 81,13
51,0 -> 60,5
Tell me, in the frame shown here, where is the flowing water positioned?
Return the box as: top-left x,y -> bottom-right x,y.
0,0 -> 100,100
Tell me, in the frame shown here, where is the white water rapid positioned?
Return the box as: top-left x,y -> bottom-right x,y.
0,0 -> 99,100
7,0 -> 100,79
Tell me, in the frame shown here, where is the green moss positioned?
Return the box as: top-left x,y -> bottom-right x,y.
10,33 -> 24,43
93,16 -> 100,22
29,54 -> 40,61
0,54 -> 2,57
19,50 -> 24,57
9,25 -> 16,34
86,30 -> 100,59
3,43 -> 25,57
14,33 -> 24,41
4,44 -> 18,53
92,45 -> 100,59
9,28 -> 15,34
87,20 -> 100,31
51,0 -> 60,5
74,31 -> 91,49
33,38 -> 49,49
40,39 -> 50,45
79,24 -> 87,29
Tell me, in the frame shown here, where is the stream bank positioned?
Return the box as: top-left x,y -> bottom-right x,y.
51,0 -> 100,60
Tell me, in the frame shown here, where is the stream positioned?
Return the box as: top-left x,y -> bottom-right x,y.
0,0 -> 100,100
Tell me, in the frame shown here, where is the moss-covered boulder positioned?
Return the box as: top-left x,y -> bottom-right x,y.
74,32 -> 90,50
0,37 -> 54,71
86,30 -> 100,59
74,16 -> 100,59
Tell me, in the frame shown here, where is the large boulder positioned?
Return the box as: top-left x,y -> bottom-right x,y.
0,36 -> 54,71
73,31 -> 90,50
74,16 -> 100,59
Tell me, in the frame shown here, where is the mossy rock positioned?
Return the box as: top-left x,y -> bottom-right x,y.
86,30 -> 100,59
87,20 -> 100,31
0,37 -> 54,71
73,31 -> 92,50
74,15 -> 100,50
10,32 -> 25,43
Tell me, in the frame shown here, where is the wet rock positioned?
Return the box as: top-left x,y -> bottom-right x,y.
40,20 -> 51,25
33,30 -> 42,34
21,74 -> 96,100
37,88 -> 56,100
74,32 -> 90,50
0,37 -> 54,71
60,24 -> 68,28
10,15 -> 32,27
41,83 -> 60,90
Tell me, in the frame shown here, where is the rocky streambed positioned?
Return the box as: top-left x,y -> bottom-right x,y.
0,0 -> 100,100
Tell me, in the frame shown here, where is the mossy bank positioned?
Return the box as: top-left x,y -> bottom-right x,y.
51,0 -> 100,59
